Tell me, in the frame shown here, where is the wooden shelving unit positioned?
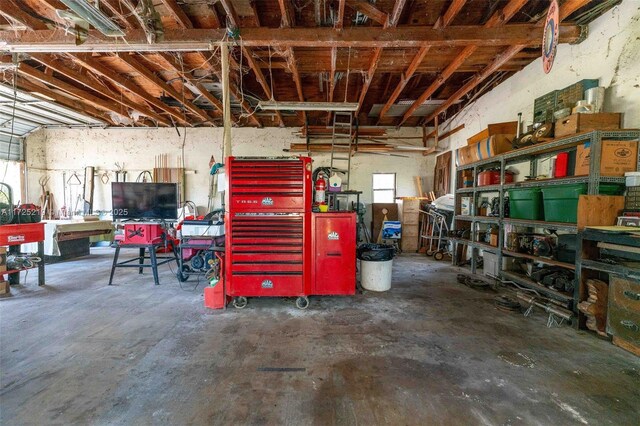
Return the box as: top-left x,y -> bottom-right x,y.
452,130 -> 640,314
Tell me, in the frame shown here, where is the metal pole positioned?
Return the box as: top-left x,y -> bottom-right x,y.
221,43 -> 232,159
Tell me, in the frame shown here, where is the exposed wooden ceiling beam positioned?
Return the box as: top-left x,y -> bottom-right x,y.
377,0 -> 467,123
29,54 -> 171,126
100,0 -> 138,31
12,76 -> 113,125
278,0 -> 306,125
0,24 -> 582,52
14,62 -> 133,121
220,0 -> 282,127
335,0 -> 345,29
159,0 -> 193,29
0,0 -> 48,30
397,0 -> 528,126
345,0 -> 388,26
424,0 -> 591,126
355,0 -> 406,114
70,53 -> 190,126
157,52 -> 226,119
117,53 -> 212,124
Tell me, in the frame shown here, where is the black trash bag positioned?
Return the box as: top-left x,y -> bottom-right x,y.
357,243 -> 395,261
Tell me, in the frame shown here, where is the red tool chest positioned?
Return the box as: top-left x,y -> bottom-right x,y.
311,212 -> 356,295
226,157 -> 312,307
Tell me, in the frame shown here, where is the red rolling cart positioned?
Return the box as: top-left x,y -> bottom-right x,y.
0,223 -> 45,286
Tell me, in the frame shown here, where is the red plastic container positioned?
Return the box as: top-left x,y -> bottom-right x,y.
477,170 -> 514,186
204,284 -> 226,309
554,152 -> 569,178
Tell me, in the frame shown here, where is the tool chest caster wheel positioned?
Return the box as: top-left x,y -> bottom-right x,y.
233,296 -> 248,309
176,265 -> 191,282
434,251 -> 445,261
295,296 -> 309,310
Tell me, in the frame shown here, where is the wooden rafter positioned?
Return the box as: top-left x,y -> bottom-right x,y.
376,0 -> 467,123
15,62 -> 131,120
397,0 -> 529,126
277,0 -> 306,124
29,54 -> 171,126
100,0 -> 138,30
70,54 -> 190,126
335,0 -> 345,30
424,0 -> 592,126
219,0 -> 283,127
355,0 -> 406,114
117,53 -> 212,124
11,76 -> 114,125
159,0 -> 193,28
345,0 -> 388,26
0,0 -> 48,30
157,52 -> 226,119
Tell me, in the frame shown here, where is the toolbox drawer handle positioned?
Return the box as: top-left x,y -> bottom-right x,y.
620,320 -> 639,332
623,290 -> 640,301
326,252 -> 342,257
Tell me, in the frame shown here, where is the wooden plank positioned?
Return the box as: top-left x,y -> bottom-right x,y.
376,0 -> 467,123
277,0 -> 306,125
100,0 -> 138,30
30,54 -> 170,126
612,336 -> 640,357
118,53 -> 213,124
0,25 -> 583,52
0,0 -> 48,30
70,53 -> 190,126
577,195 -> 625,231
335,0 -> 346,29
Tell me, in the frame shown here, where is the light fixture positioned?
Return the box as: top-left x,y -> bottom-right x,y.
59,0 -> 125,37
258,101 -> 359,112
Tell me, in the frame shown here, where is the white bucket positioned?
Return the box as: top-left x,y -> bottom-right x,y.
361,259 -> 393,291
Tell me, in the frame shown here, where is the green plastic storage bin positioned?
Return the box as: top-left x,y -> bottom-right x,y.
508,188 -> 544,220
541,184 -> 623,223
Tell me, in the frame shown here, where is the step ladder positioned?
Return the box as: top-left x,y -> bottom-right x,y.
330,112 -> 354,189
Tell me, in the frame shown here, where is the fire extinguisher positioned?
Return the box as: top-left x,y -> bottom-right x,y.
314,172 -> 326,204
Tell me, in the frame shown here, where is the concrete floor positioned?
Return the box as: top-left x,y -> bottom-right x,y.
1,249 -> 639,425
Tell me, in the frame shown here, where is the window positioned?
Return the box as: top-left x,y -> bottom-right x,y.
372,173 -> 396,203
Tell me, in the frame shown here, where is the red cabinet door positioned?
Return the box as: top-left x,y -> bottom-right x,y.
312,213 -> 356,295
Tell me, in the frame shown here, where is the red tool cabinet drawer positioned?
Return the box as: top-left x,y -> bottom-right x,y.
227,157 -> 311,212
226,274 -> 304,297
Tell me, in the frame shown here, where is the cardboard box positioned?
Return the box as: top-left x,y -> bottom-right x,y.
401,211 -> 419,226
461,197 -> 472,216
574,140 -> 638,176
0,280 -> 9,295
555,113 -> 622,138
401,198 -> 421,213
456,135 -> 513,166
467,122 -> 517,145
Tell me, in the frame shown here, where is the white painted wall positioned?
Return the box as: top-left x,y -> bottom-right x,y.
23,126 -> 433,219
434,1 -> 640,189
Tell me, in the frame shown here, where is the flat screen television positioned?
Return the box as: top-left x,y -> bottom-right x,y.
111,183 -> 179,220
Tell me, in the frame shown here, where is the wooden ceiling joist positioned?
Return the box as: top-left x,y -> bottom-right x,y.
0,24 -> 582,52
29,54 -> 171,126
424,0 -> 592,126
13,77 -> 113,125
277,0 -> 307,124
376,0 -> 467,124
356,0 -> 406,114
117,53 -> 212,124
14,62 -> 132,121
397,0 -> 529,126
219,0 -> 283,127
70,53 -> 190,126
159,0 -> 193,29
0,0 -> 48,30
345,0 -> 388,26
100,0 -> 138,31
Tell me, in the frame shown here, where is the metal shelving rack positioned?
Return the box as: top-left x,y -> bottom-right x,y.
452,130 -> 640,311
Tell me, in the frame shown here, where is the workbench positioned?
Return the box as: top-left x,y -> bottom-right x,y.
0,223 -> 45,286
22,220 -> 114,258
